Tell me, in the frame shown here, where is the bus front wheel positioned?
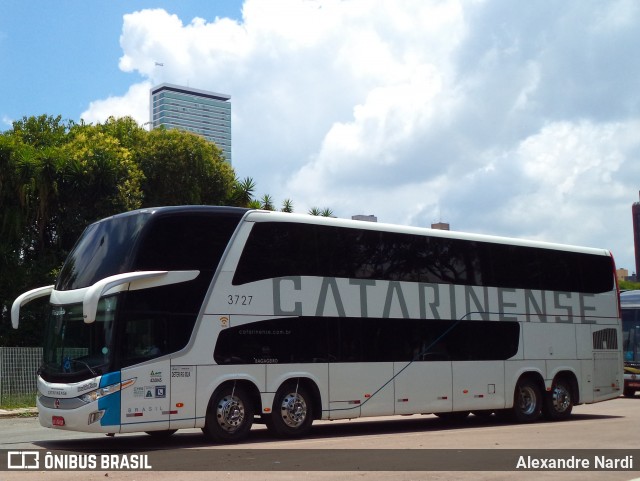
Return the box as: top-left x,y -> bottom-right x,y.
203,385 -> 254,443
513,378 -> 542,423
265,382 -> 314,438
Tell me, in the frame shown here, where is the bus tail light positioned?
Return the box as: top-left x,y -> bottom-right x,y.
610,251 -> 622,320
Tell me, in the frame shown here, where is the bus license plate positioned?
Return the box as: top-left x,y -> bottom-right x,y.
628,382 -> 640,388
52,416 -> 65,426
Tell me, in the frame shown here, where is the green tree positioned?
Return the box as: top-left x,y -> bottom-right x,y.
56,127 -> 144,249
10,114 -> 70,149
0,116 -> 72,346
95,116 -> 147,150
137,128 -> 235,207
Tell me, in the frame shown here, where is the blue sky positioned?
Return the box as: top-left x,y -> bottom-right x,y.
1,0 -> 640,273
0,0 -> 243,123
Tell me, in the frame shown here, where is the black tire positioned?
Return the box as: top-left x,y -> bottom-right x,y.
203,385 -> 254,443
542,378 -> 574,421
623,387 -> 636,398
145,429 -> 177,438
265,382 -> 314,438
434,411 -> 470,423
513,378 -> 542,423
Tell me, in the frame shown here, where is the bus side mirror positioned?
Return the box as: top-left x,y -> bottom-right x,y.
82,270 -> 200,324
11,285 -> 55,329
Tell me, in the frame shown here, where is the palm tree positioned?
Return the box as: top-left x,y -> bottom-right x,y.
232,176 -> 256,207
320,208 -> 334,217
281,198 -> 294,213
260,194 -> 275,211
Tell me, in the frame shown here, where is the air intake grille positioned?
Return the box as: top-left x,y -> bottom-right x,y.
593,328 -> 618,350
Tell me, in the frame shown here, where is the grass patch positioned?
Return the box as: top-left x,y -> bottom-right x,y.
0,393 -> 37,409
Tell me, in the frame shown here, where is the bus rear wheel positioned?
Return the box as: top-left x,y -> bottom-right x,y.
203,385 -> 254,443
542,378 -> 573,421
513,378 -> 542,423
265,382 -> 313,438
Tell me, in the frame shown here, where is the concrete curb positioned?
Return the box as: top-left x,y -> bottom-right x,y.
0,408 -> 38,418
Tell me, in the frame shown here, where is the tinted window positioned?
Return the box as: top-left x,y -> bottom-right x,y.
233,222 -> 612,294
134,214 -> 240,272
57,212 -> 149,290
214,317 -> 520,364
115,212 -> 241,369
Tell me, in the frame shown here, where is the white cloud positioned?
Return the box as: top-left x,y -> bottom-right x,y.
82,0 -> 640,271
81,82 -> 152,125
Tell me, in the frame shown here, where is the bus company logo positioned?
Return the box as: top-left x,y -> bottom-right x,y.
77,381 -> 98,394
150,371 -> 162,382
8,451 -> 40,469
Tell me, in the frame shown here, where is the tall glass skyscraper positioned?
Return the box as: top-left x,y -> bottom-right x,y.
150,83 -> 232,163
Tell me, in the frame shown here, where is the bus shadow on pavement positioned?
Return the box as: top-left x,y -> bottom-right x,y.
32,411 -> 622,453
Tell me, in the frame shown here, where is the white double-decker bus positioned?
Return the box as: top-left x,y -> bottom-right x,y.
12,206 -> 622,442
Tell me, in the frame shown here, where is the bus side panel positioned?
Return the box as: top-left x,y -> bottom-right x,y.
170,364 -> 196,429
451,361 -> 506,412
393,361 -> 452,415
120,359 -> 171,433
521,323 -> 577,360
328,362 -> 394,419
593,351 -> 623,401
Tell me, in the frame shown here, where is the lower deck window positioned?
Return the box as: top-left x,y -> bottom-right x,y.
213,317 -> 519,365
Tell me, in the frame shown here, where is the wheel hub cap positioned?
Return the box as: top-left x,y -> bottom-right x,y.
217,395 -> 245,432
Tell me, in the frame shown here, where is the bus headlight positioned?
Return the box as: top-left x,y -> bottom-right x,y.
79,378 -> 136,404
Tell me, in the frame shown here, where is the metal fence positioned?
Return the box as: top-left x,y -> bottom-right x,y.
0,347 -> 42,405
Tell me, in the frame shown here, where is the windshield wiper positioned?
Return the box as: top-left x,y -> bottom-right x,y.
69,359 -> 98,377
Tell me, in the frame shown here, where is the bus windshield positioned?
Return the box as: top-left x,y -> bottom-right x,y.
56,212 -> 150,291
40,207 -> 247,382
42,296 -> 117,380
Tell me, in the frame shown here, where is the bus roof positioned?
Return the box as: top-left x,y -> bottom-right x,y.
621,290 -> 640,307
88,206 -> 612,259
243,210 -> 612,258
